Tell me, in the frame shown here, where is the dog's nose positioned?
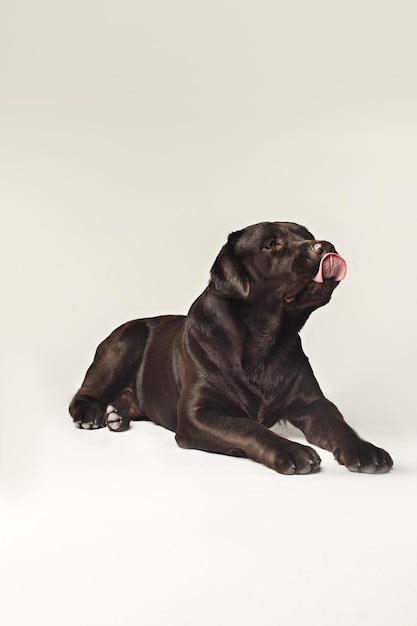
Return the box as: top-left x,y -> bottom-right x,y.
312,242 -> 324,255
311,241 -> 336,256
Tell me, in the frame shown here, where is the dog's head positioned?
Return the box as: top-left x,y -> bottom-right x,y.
209,221 -> 347,313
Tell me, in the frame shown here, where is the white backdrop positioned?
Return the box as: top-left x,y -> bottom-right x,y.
1,2 -> 417,625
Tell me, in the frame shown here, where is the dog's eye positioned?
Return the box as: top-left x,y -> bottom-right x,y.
263,240 -> 284,251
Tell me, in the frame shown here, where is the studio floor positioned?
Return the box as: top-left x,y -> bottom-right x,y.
2,414 -> 416,626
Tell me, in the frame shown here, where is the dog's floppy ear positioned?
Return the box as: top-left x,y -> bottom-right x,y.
209,240 -> 250,299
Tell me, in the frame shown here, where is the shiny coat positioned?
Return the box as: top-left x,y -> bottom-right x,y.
69,221 -> 393,474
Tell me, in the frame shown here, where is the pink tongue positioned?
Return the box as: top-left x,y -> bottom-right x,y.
312,253 -> 347,283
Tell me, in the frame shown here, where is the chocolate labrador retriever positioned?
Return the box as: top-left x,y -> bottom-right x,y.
69,221 -> 393,474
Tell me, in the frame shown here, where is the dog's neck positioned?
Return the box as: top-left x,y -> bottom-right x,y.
234,296 -> 311,355
191,289 -> 313,359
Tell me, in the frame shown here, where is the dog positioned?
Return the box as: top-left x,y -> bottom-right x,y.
69,221 -> 393,474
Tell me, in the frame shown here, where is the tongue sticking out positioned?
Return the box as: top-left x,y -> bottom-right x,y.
312,253 -> 347,284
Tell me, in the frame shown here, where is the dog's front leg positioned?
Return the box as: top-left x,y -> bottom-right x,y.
175,409 -> 321,475
287,398 -> 393,473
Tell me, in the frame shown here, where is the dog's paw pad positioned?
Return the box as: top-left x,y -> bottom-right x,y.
106,406 -> 130,432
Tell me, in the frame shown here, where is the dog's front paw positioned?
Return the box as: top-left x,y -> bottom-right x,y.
334,439 -> 393,474
271,443 -> 322,475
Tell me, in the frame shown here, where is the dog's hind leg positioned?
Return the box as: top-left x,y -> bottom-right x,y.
69,320 -> 149,430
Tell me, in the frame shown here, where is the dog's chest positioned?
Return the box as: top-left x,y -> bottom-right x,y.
244,357 -> 293,404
